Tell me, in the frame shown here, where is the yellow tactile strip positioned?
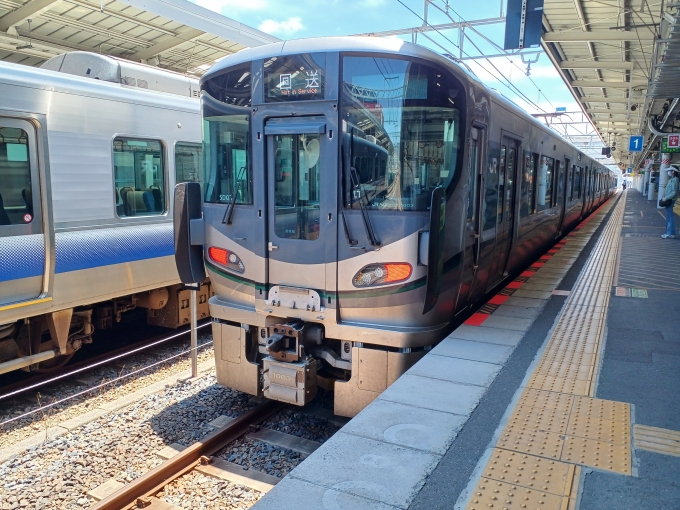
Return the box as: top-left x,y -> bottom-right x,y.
634,424 -> 680,458
466,196 -> 632,510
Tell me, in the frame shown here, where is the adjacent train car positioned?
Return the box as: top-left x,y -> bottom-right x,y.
0,52 -> 207,374
178,37 -> 617,416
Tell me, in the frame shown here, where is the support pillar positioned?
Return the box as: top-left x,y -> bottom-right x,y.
647,163 -> 657,201
657,153 -> 671,209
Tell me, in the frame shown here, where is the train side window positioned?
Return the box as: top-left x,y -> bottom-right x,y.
483,150 -> 499,231
175,142 -> 203,195
467,128 -> 480,220
575,167 -> 582,199
0,127 -> 33,226
113,137 -> 165,217
498,145 -> 506,223
569,165 -> 575,201
536,156 -> 554,212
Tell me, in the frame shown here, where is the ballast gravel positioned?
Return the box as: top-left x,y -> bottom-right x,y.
0,337 -> 213,450
0,371 -> 316,510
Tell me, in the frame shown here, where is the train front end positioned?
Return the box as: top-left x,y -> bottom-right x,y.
194,38 -> 469,416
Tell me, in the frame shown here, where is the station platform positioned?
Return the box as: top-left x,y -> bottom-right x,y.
253,189 -> 680,510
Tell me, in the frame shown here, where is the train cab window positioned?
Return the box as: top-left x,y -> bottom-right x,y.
342,56 -> 463,212
113,138 -> 165,217
203,114 -> 252,205
0,127 -> 33,226
175,142 -> 203,192
520,152 -> 537,217
272,133 -> 320,240
536,156 -> 554,212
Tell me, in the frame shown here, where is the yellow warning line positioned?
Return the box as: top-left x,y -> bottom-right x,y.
466,195 -> 631,510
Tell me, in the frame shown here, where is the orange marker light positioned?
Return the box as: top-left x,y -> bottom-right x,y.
384,264 -> 412,283
208,247 -> 229,265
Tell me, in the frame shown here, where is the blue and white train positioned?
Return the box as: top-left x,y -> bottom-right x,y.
0,52 -> 206,374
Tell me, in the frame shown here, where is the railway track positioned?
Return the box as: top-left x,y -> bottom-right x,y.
0,322 -> 210,403
93,400 -> 285,510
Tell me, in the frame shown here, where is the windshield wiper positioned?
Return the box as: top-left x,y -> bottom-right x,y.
222,166 -> 246,225
350,166 -> 381,247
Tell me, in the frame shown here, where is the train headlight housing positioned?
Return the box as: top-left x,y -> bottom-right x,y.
208,246 -> 245,274
352,263 -> 412,287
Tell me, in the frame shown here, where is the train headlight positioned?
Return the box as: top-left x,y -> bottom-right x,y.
208,246 -> 245,274
352,263 -> 412,287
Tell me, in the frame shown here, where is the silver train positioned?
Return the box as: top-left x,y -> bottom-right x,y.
0,52 -> 208,375
175,37 -> 617,417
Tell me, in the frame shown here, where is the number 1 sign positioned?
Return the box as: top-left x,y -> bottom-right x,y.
629,135 -> 644,152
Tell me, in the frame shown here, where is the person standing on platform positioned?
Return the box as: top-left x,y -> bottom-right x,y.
661,166 -> 679,239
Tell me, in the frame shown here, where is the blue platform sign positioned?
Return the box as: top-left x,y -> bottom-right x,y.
629,135 -> 644,152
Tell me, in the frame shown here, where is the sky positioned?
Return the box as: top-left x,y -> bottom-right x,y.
191,0 -> 606,157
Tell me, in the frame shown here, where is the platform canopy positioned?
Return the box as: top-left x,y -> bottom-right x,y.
0,0 -> 279,76
541,1 -> 680,169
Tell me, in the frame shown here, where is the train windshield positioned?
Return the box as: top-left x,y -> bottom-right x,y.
342,56 -> 463,211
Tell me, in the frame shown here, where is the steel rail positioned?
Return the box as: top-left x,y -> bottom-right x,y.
0,321 -> 210,402
92,400 -> 285,510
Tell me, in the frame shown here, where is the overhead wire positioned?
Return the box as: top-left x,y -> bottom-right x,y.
394,0 -> 549,113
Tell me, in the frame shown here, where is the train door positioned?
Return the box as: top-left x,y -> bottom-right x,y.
0,117 -> 49,308
457,124 -> 484,311
555,158 -> 570,237
486,135 -> 518,290
265,116 -> 337,294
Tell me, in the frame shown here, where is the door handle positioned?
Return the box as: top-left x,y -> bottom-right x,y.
268,242 -> 278,251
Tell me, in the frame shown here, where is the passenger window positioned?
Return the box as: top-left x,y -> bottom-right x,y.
536,156 -> 554,212
520,152 -> 537,217
113,137 -> 165,217
0,126 -> 33,226
175,142 -> 203,192
483,151 -> 499,231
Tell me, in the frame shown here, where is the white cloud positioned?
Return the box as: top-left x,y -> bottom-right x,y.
193,0 -> 269,12
259,17 -> 304,35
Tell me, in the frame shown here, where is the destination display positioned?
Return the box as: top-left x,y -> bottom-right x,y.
264,53 -> 325,102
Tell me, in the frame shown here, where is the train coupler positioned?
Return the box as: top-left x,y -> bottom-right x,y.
263,357 -> 317,406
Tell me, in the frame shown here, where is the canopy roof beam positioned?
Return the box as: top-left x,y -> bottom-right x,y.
0,0 -> 62,34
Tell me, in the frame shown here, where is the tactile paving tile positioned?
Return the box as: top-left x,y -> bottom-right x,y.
480,449 -> 575,496
527,374 -> 590,395
498,428 -> 564,460
561,436 -> 631,474
507,405 -> 570,435
571,396 -> 630,422
465,478 -> 567,510
464,196 -> 631,510
517,388 -> 574,412
567,415 -> 631,445
634,425 -> 680,457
